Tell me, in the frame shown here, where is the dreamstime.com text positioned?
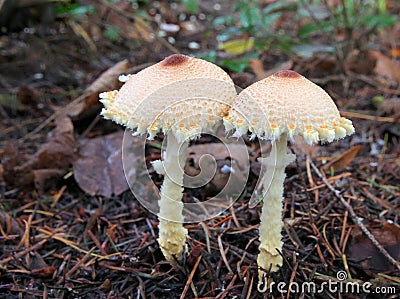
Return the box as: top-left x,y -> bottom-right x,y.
257,271 -> 397,295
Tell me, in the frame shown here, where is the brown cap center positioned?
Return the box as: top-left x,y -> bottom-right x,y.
161,54 -> 190,67
274,70 -> 302,79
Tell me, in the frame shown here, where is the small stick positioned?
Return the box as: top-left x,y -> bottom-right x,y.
0,239 -> 48,265
216,274 -> 237,299
218,233 -> 233,274
245,274 -> 254,299
57,247 -> 95,284
179,255 -> 202,299
286,259 -> 299,299
310,160 -> 400,271
199,222 -> 211,254
18,93 -> 86,143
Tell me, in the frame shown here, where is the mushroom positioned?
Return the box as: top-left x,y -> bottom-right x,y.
99,54 -> 237,263
224,70 -> 355,280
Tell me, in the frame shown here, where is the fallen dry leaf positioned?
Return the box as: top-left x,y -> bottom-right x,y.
346,222 -> 400,275
0,210 -> 23,236
184,143 -> 250,197
186,143 -> 250,171
73,131 -> 137,197
292,135 -> 321,158
68,59 -> 130,119
30,266 -> 57,278
29,251 -> 56,278
3,116 -> 75,188
250,59 -> 293,80
369,50 -> 400,85
346,50 -> 376,75
16,85 -> 39,106
389,47 -> 400,58
322,145 -> 362,172
378,98 -> 400,116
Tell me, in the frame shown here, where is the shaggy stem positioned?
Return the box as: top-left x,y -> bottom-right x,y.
257,134 -> 295,281
157,133 -> 189,263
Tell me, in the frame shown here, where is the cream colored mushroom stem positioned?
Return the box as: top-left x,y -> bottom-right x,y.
155,132 -> 189,263
257,133 -> 295,280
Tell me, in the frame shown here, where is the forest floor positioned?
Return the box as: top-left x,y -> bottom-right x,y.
0,1 -> 399,298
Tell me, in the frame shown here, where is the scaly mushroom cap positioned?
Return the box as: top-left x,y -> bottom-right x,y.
100,54 -> 237,141
224,70 -> 355,144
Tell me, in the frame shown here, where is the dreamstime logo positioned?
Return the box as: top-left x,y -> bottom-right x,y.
257,270 -> 396,295
336,270 -> 347,280
121,78 -> 274,223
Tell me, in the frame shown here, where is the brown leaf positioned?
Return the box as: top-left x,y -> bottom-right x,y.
369,50 -> 400,85
3,116 -> 75,188
322,145 -> 362,172
230,72 -> 255,89
187,244 -> 202,268
378,98 -> 400,116
186,143 -> 249,172
184,143 -> 249,197
99,278 -> 112,291
291,135 -> 320,158
346,50 -> 376,74
346,222 -> 400,275
68,59 -> 131,119
33,169 -> 67,191
16,85 -> 39,106
73,131 -> 137,197
0,210 -> 23,236
389,47 -> 400,58
20,117 -> 74,171
30,266 -> 57,278
250,59 -> 293,80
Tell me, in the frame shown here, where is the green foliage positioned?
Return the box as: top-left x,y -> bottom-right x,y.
104,26 -> 121,41
55,3 -> 95,18
298,0 -> 398,39
208,0 -> 296,72
193,51 -> 217,63
218,0 -> 295,44
203,0 -> 398,72
220,56 -> 254,73
182,0 -> 199,14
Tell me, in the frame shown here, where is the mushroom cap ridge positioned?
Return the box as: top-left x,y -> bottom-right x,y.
224,70 -> 355,144
100,54 -> 237,141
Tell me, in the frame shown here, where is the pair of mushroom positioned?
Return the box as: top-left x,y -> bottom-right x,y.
99,54 -> 354,280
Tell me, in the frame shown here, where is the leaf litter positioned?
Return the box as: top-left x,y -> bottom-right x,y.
73,130 -> 137,197
3,116 -> 74,190
0,1 -> 400,298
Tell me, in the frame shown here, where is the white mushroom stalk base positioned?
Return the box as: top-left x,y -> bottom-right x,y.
154,133 -> 189,263
257,134 -> 295,281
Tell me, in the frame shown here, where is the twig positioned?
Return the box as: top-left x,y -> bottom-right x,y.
245,274 -> 254,299
286,259 -> 299,299
199,222 -> 211,254
17,93 -> 87,143
216,274 -> 237,299
340,110 -> 397,123
179,255 -> 202,299
310,160 -> 400,271
217,233 -> 233,274
57,247 -> 95,284
347,72 -> 400,96
0,239 -> 48,265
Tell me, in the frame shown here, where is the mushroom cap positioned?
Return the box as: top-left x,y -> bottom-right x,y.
100,54 -> 237,141
224,70 -> 355,144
